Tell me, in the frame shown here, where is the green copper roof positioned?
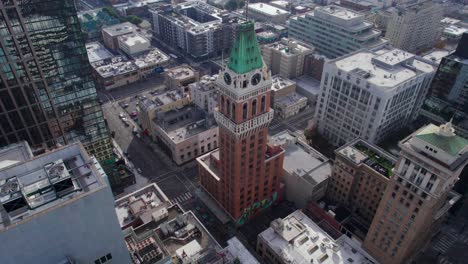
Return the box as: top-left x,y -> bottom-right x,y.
228,21 -> 263,74
415,124 -> 468,156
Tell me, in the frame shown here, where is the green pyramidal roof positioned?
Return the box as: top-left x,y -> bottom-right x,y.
415,124 -> 468,157
228,21 -> 263,74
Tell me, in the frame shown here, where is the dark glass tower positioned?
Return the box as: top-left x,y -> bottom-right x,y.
0,0 -> 112,160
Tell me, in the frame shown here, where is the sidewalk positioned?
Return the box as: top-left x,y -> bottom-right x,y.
195,188 -> 231,225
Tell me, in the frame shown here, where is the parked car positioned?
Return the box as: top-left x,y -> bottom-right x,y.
130,111 -> 138,118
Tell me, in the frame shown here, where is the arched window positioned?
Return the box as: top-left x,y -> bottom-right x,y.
232,103 -> 236,119
251,99 -> 257,116
261,96 -> 266,112
226,99 -> 231,117
220,95 -> 225,112
242,103 -> 248,120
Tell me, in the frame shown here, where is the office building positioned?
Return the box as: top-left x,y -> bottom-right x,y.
0,142 -> 131,264
289,5 -> 388,59
275,92 -> 308,119
115,184 -> 223,264
385,1 -> 443,53
247,3 -> 290,24
294,75 -> 322,106
153,106 -> 219,165
118,33 -> 151,56
90,55 -> 140,90
363,122 -> 467,263
420,34 -> 468,138
327,139 -> 396,226
262,38 -> 314,79
150,2 -> 239,59
132,48 -> 171,79
0,0 -> 113,161
257,210 -> 377,264
102,22 -> 137,52
189,75 -> 219,114
314,47 -> 436,147
270,76 -> 296,107
164,64 -> 200,91
197,21 -> 285,224
271,131 -> 331,208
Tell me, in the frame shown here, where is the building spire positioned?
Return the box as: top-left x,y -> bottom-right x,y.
227,21 -> 263,74
438,118 -> 456,137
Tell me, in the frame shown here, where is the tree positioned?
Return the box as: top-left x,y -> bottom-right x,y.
126,15 -> 142,25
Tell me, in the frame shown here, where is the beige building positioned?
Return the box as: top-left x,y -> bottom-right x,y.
385,1 -> 443,53
189,75 -> 218,114
164,65 -> 200,91
139,89 -> 191,134
257,210 -> 377,264
275,92 -> 308,119
90,55 -> 140,90
153,106 -> 219,165
363,122 -> 467,263
271,131 -> 331,208
270,76 -> 296,107
327,138 -> 396,226
132,48 -> 170,79
102,22 -> 136,52
118,33 -> 151,56
247,3 -> 290,24
262,38 -> 314,79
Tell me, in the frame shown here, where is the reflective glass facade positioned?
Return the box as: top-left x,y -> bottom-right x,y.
0,0 -> 112,160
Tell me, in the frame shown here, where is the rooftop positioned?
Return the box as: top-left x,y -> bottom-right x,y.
275,92 -> 307,107
444,25 -> 468,36
91,56 -> 138,78
228,21 -> 264,74
259,210 -> 376,264
102,22 -> 136,37
294,75 -> 322,95
414,123 -> 468,157
271,76 -> 296,92
118,33 -> 150,48
155,106 -> 217,143
336,138 -> 397,178
422,49 -> 452,64
0,141 -> 33,170
334,48 -> 435,88
316,5 -> 362,21
85,42 -> 114,63
265,38 -> 314,56
190,75 -> 218,92
248,3 -> 289,16
0,143 -> 106,231
165,65 -> 198,81
222,237 -> 259,264
271,131 -> 331,186
132,48 -> 170,69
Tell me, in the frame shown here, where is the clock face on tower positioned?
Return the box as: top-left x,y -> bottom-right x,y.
251,73 -> 261,86
224,72 -> 232,85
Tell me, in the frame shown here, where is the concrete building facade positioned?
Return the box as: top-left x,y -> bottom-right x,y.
275,92 -> 308,119
385,1 -> 443,53
197,22 -> 285,224
189,75 -> 219,114
270,76 -> 296,107
247,3 -> 290,24
164,65 -> 200,91
0,142 -> 131,264
118,33 -> 151,56
102,22 -> 137,52
314,47 -> 436,147
262,38 -> 314,79
363,122 -> 467,263
289,5 -> 388,58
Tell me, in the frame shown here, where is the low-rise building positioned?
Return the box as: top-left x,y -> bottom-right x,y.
247,3 -> 290,24
132,48 -> 171,79
0,142 -> 131,264
262,38 -> 314,79
327,138 -> 396,226
139,89 -> 191,134
294,75 -> 322,107
165,65 -> 200,91
85,42 -> 114,63
275,92 -> 308,119
91,55 -> 139,90
102,22 -> 137,51
189,75 -> 219,114
271,131 -> 331,208
115,184 -> 223,264
154,106 -> 219,165
257,210 -> 376,264
118,33 -> 151,56
270,76 -> 296,107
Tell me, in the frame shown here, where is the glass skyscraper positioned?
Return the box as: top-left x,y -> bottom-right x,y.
0,0 -> 112,160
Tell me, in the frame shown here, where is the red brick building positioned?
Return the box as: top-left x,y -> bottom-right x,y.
197,21 -> 285,225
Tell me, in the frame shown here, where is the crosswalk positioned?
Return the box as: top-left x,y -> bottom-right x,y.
439,256 -> 452,264
170,192 -> 193,205
432,233 -> 457,253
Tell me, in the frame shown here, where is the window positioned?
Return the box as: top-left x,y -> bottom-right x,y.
252,99 -> 257,115
243,103 -> 248,119
94,253 -> 112,264
261,96 -> 266,112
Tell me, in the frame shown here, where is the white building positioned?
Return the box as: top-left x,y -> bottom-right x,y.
85,42 -> 114,63
102,22 -> 137,51
262,38 -> 314,79
257,210 -> 376,264
315,47 -> 436,147
118,33 -> 151,56
385,1 -> 443,53
289,5 -> 388,58
275,92 -> 308,119
270,76 -> 296,107
0,142 -> 131,264
271,131 -> 331,208
247,3 -> 290,24
133,48 -> 170,78
90,55 -> 139,90
189,75 -> 219,114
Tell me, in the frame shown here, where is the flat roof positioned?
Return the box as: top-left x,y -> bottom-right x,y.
0,141 -> 32,170
265,38 -> 313,55
223,237 -> 259,264
119,33 -> 150,47
102,22 -> 136,37
423,49 -> 451,64
132,48 -> 170,69
275,92 -> 307,107
316,5 -> 362,20
249,3 -> 289,16
165,65 -> 197,81
91,56 -> 138,78
294,75 -> 322,95
334,48 -> 435,88
259,210 -> 376,264
0,143 -> 105,231
85,42 -> 114,63
271,131 -> 330,186
271,76 -> 296,92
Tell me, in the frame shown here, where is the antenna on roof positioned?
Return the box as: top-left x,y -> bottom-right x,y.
245,0 -> 250,21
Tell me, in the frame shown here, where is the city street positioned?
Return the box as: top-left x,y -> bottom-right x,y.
268,106 -> 315,137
